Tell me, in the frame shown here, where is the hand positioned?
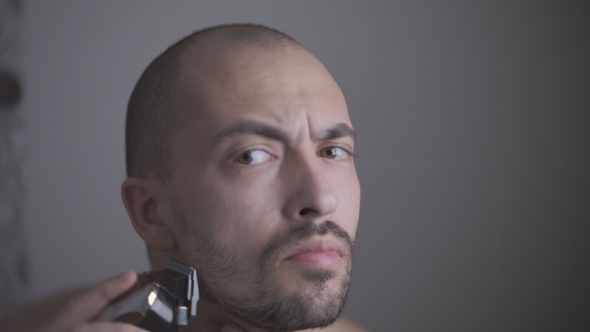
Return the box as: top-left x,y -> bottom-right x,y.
0,270 -> 145,332
0,269 -> 248,332
47,270 -> 146,332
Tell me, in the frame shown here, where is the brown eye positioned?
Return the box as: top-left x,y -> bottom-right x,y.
236,152 -> 252,164
319,147 -> 349,160
235,149 -> 273,165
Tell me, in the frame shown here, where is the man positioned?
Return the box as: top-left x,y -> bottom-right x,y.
0,24 -> 366,332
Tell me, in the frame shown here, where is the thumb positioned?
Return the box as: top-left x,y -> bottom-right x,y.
52,270 -> 138,327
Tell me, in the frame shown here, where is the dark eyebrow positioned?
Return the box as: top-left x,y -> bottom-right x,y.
213,120 -> 289,143
318,123 -> 356,141
213,120 -> 356,145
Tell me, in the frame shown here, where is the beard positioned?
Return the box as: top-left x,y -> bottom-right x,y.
170,199 -> 355,331
206,221 -> 354,331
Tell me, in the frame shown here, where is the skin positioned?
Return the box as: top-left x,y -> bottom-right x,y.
0,270 -> 245,332
0,271 -> 144,332
0,37 -> 367,332
122,39 -> 363,332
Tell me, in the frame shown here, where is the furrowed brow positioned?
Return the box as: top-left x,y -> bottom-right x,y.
214,120 -> 288,143
317,123 -> 356,141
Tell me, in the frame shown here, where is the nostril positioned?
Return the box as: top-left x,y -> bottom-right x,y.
299,208 -> 313,216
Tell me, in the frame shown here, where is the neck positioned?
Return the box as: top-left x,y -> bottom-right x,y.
181,298 -> 263,332
181,298 -> 319,332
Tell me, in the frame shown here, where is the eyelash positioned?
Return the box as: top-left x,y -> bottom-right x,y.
235,149 -> 274,165
319,146 -> 354,160
233,145 -> 354,166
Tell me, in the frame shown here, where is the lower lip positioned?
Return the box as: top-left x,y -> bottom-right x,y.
286,251 -> 341,267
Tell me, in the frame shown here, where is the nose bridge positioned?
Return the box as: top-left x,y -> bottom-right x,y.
282,148 -> 338,222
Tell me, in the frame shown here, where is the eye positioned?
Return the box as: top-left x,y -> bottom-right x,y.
235,149 -> 273,165
319,146 -> 351,160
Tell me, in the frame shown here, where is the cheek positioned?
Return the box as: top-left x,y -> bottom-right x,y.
217,189 -> 282,253
176,171 -> 282,254
333,171 -> 361,238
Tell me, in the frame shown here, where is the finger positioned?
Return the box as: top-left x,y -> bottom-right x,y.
50,270 -> 137,330
69,270 -> 138,321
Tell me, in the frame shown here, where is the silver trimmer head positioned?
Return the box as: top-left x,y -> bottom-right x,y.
100,260 -> 198,331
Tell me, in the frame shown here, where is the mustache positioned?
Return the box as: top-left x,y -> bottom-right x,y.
258,220 -> 354,269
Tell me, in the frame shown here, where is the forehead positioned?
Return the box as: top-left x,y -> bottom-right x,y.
174,43 -> 350,144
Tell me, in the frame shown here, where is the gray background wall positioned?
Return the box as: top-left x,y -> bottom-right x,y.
15,1 -> 590,331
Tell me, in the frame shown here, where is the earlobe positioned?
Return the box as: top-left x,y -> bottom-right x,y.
121,177 -> 177,252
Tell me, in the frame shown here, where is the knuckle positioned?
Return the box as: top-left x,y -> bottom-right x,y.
65,296 -> 83,314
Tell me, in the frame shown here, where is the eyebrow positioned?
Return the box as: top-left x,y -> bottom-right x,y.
213,121 -> 289,143
213,120 -> 356,144
319,122 -> 356,141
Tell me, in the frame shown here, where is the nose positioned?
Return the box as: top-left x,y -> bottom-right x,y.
282,152 -> 339,223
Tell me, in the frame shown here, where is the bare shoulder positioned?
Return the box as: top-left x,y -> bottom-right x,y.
312,316 -> 370,332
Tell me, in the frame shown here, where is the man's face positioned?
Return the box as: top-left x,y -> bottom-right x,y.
162,44 -> 360,330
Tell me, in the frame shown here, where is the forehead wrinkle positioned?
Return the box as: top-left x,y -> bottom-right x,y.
212,120 -> 290,145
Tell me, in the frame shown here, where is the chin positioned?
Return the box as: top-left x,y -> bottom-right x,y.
197,219 -> 355,331
227,267 -> 352,332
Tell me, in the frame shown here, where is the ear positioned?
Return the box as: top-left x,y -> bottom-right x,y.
121,177 -> 177,252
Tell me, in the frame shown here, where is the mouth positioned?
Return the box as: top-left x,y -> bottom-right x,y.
283,238 -> 344,268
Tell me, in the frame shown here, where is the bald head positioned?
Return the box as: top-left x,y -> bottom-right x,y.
123,24 -> 358,331
125,24 -> 301,180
